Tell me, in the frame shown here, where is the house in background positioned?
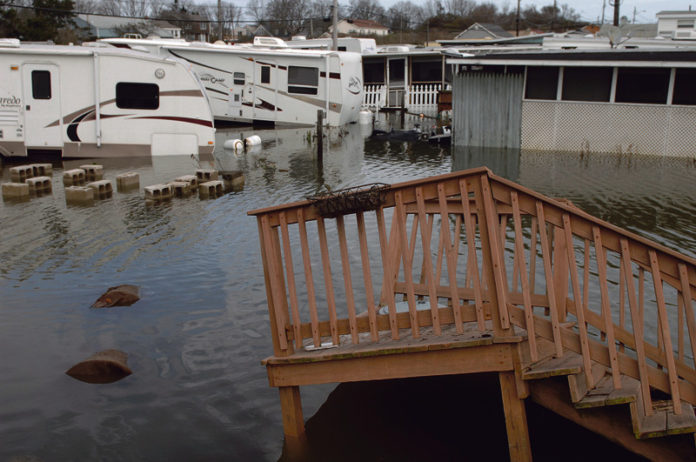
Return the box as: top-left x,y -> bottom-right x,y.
330,19 -> 390,36
657,10 -> 696,39
454,23 -> 513,40
228,24 -> 273,42
75,15 -> 183,40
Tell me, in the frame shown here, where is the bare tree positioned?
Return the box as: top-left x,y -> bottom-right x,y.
442,0 -> 473,17
264,0 -> 309,36
348,0 -> 385,22
246,0 -> 265,23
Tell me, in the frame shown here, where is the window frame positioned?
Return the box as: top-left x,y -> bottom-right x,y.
287,65 -> 319,95
31,70 -> 52,100
115,82 -> 160,110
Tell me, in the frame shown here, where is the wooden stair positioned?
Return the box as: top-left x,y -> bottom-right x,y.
520,343 -> 696,458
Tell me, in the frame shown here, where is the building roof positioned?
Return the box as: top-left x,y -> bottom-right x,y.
455,23 -> 513,40
342,19 -> 389,30
657,10 -> 696,16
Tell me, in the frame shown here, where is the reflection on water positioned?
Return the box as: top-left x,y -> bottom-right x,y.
1,116 -> 696,461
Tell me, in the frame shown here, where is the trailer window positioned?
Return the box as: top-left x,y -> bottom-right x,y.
261,66 -> 270,84
32,70 -> 51,100
288,66 -> 318,95
562,67 -> 612,102
615,68 -> 670,104
116,82 -> 159,110
525,66 -> 559,100
234,72 -> 245,85
673,68 -> 696,105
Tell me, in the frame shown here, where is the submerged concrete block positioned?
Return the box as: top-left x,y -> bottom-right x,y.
87,180 -> 113,199
29,163 -> 53,176
65,186 -> 94,205
195,169 -> 218,183
92,284 -> 140,308
221,170 -> 245,192
144,184 -> 173,201
2,182 -> 30,200
9,165 -> 33,183
169,181 -> 194,197
80,164 -> 104,182
116,172 -> 140,192
174,174 -> 197,188
65,349 -> 132,384
199,180 -> 224,199
63,169 -> 86,186
26,176 -> 52,194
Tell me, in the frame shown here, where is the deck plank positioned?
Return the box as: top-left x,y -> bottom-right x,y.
522,352 -> 583,380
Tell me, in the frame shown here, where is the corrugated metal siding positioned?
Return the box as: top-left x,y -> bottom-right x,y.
452,72 -> 523,149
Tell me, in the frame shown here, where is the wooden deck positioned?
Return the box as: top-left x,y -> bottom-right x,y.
249,167 -> 696,460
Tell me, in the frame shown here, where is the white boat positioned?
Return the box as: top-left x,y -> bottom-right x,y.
101,36 -> 364,127
0,39 -> 215,159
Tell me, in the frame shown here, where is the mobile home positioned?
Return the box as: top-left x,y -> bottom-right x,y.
102,37 -> 364,127
0,40 -> 215,159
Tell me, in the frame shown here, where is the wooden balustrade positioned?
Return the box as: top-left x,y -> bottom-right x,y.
250,166 -> 696,413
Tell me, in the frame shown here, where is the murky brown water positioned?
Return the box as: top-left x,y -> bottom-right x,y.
1,114 -> 695,460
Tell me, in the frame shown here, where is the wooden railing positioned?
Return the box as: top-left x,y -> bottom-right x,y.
249,167 -> 696,414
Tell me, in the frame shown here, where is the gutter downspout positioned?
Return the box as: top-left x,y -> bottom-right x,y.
325,54 -> 330,125
92,51 -> 101,148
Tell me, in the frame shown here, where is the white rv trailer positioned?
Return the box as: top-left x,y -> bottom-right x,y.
101,37 -> 364,127
285,37 -> 378,54
0,39 -> 215,159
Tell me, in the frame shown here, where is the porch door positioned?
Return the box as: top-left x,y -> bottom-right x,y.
387,58 -> 406,107
22,64 -> 62,148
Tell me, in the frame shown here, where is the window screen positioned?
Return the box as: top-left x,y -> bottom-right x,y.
288,66 -> 318,95
562,67 -> 612,102
261,66 -> 270,84
615,68 -> 669,104
234,72 -> 245,85
32,70 -> 51,100
363,61 -> 385,84
116,82 -> 159,109
525,66 -> 559,100
412,60 -> 442,83
673,68 -> 696,105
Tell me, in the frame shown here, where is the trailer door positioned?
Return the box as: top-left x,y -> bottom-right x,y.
22,64 -> 62,148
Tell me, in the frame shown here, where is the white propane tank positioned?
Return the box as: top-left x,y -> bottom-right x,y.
358,110 -> 373,124
245,135 -> 261,147
223,139 -> 244,151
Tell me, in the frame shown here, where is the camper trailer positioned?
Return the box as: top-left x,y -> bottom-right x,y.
102,37 -> 364,127
0,40 -> 215,159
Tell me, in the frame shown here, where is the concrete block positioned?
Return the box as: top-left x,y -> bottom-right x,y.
199,180 -> 224,199
169,181 -> 194,197
144,184 -> 173,201
63,169 -> 86,186
80,164 -> 104,181
29,163 -> 53,176
116,172 -> 140,192
65,186 -> 94,205
195,169 -> 218,183
9,165 -> 33,183
221,170 -> 245,192
26,176 -> 52,194
174,174 -> 197,188
87,180 -> 113,199
2,182 -> 30,200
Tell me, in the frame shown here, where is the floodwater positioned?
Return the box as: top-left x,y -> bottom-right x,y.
1,114 -> 696,461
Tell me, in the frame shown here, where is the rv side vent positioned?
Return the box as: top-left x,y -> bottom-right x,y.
253,37 -> 288,48
0,38 -> 20,48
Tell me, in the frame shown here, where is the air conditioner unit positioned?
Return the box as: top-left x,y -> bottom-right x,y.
672,30 -> 696,40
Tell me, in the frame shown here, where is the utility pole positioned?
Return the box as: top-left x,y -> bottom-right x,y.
551,0 -> 556,32
217,0 -> 223,41
610,0 -> 621,26
601,0 -> 606,24
515,0 -> 520,36
331,0 -> 338,50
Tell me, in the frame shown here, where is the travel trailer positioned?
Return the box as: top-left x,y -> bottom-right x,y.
101,37 -> 364,127
0,39 -> 215,159
285,37 -> 377,54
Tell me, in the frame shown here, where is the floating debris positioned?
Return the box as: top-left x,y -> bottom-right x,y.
65,349 -> 132,384
92,284 -> 140,308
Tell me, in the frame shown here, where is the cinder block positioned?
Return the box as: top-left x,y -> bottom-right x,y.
195,169 -> 218,183
221,170 -> 245,192
144,184 -> 173,201
87,180 -> 113,199
2,182 -> 30,200
174,174 -> 197,188
63,169 -> 86,186
199,180 -> 224,199
116,172 -> 140,192
65,186 -> 94,205
9,165 -> 33,183
26,176 -> 52,194
80,164 -> 104,182
29,163 -> 53,176
169,181 -> 194,197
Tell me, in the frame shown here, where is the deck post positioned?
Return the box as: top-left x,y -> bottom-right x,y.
499,371 -> 532,461
279,385 -> 307,460
552,225 -> 569,322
